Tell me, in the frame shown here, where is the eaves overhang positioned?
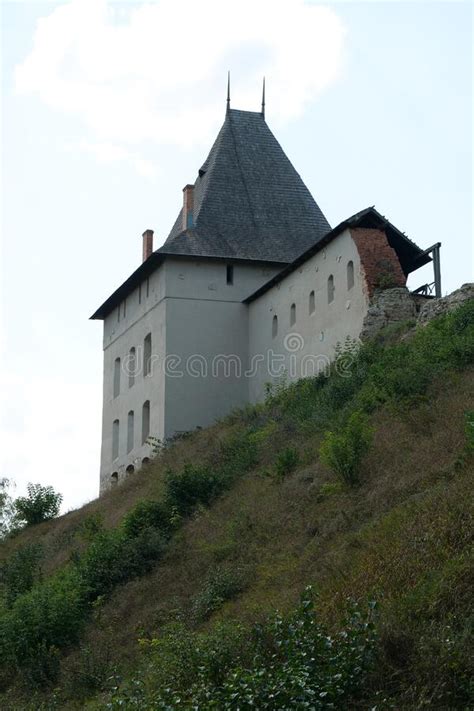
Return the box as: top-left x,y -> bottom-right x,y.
90,251 -> 288,320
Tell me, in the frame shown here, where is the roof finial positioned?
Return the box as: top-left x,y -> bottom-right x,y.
226,71 -> 230,113
261,77 -> 265,119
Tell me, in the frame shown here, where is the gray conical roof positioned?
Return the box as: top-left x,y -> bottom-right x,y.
160,109 -> 331,263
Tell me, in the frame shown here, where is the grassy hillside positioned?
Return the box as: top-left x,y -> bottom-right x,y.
1,299 -> 473,710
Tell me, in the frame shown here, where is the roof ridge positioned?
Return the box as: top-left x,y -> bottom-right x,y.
228,110 -> 260,241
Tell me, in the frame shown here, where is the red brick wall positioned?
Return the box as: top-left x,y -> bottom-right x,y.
182,184 -> 194,230
142,229 -> 154,262
350,228 -> 406,297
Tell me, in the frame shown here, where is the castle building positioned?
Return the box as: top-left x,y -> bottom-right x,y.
91,102 -> 435,493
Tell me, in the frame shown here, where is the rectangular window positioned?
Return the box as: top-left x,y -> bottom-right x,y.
143,333 -> 152,376
138,284 -> 142,304
112,419 -> 120,460
113,357 -> 121,398
146,278 -> 150,297
123,299 -> 126,318
127,411 -> 134,454
226,264 -> 234,285
142,401 -> 150,444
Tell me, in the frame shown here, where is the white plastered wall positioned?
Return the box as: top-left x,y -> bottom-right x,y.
163,258 -> 282,435
99,264 -> 167,492
247,228 -> 369,403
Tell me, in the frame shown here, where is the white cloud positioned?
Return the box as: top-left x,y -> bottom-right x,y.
73,139 -> 158,177
15,0 -> 346,152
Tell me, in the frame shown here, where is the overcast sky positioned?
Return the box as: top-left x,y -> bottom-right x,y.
1,0 -> 472,512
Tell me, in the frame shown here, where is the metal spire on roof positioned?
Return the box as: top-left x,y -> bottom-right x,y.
261,77 -> 266,119
226,71 -> 230,113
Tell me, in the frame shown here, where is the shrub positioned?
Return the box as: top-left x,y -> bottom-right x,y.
319,411 -> 373,486
275,447 -> 300,479
1,542 -> 43,606
78,513 -> 104,541
219,429 -> 259,476
165,464 -> 224,517
14,483 -> 62,527
0,568 -> 85,685
122,499 -> 172,538
0,527 -> 166,687
191,566 -> 246,622
318,480 -> 344,499
75,528 -> 165,602
106,588 -> 378,709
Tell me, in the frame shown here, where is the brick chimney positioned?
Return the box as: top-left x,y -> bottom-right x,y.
142,229 -> 154,262
182,184 -> 194,230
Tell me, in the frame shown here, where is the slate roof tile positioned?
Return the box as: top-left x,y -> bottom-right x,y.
160,108 -> 331,263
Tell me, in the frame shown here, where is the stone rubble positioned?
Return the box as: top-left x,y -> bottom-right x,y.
361,283 -> 474,340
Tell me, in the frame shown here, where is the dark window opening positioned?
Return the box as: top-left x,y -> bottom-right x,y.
347,261 -> 354,290
272,314 -> 278,338
226,265 -> 234,285
290,303 -> 296,326
142,400 -> 150,444
113,357 -> 121,398
144,333 -> 152,376
328,275 -> 335,303
112,419 -> 119,460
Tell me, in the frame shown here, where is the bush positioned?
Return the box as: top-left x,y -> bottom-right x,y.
1,542 -> 43,606
106,588 -> 378,709
165,464 -> 224,517
275,447 -> 300,479
122,499 -> 172,538
75,527 -> 166,602
14,483 -> 62,527
219,429 -> 259,476
191,566 -> 246,622
0,568 -> 85,685
319,411 -> 373,486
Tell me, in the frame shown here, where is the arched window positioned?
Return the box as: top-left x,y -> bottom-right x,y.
290,303 -> 296,326
142,457 -> 150,466
128,347 -> 136,388
111,471 -> 118,485
127,410 -> 134,453
327,275 -> 335,303
112,419 -> 119,460
309,291 -> 315,314
142,400 -> 150,444
126,464 -> 135,475
113,357 -> 121,398
272,314 -> 278,338
143,333 -> 152,376
347,260 -> 354,290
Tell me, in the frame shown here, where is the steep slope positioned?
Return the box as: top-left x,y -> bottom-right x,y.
1,300 -> 473,710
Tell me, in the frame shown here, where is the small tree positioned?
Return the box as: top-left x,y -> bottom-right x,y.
0,478 -> 16,538
14,483 -> 63,527
319,411 -> 373,486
